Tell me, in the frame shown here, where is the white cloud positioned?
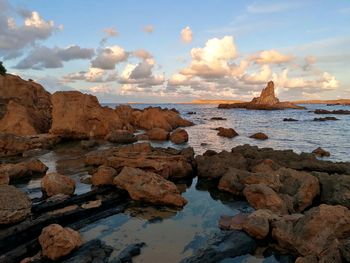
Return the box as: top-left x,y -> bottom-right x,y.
249,49 -> 293,64
63,67 -> 118,83
181,26 -> 193,43
133,49 -> 153,60
91,45 -> 128,69
241,65 -> 272,84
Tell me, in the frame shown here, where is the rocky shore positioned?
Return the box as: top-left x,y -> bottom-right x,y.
1,73 -> 350,262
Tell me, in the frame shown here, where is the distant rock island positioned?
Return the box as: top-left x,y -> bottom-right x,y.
218,81 -> 305,110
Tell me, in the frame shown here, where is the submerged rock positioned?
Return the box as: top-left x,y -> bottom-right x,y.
170,128 -> 189,144
115,242 -> 145,263
0,185 -> 31,224
114,166 -> 187,207
219,213 -> 248,230
39,224 -> 82,260
41,173 -> 76,197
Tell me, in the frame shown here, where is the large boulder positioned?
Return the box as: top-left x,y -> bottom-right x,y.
272,204 -> 350,260
146,128 -> 169,141
50,91 -> 126,139
41,173 -> 76,197
113,166 -> 187,207
170,129 -> 189,144
0,74 -> 52,135
249,132 -> 268,140
243,209 -> 279,239
0,185 -> 31,224
39,224 -> 82,260
217,127 -> 239,138
91,166 -> 117,186
105,130 -> 137,143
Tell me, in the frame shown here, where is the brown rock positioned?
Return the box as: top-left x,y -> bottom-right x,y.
39,224 -> 82,260
272,204 -> 350,258
251,159 -> 280,173
81,200 -> 102,209
242,209 -> 278,239
0,185 -> 32,224
219,213 -> 248,230
91,166 -> 117,186
170,129 -> 189,144
249,132 -> 268,140
0,74 -> 52,135
50,91 -> 125,139
146,127 -> 169,141
113,166 -> 187,207
0,159 -> 47,183
243,184 -> 287,214
312,147 -> 330,157
105,130 -> 137,143
217,127 -> 239,138
295,256 -> 318,263
41,173 -> 75,197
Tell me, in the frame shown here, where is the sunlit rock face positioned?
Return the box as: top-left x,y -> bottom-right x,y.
251,81 -> 280,105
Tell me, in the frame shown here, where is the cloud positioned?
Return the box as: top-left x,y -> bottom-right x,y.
0,1 -> 62,59
247,2 -> 300,14
249,50 -> 293,64
181,26 -> 193,43
91,45 -> 128,69
63,67 -> 118,83
241,65 -> 272,84
15,45 -> 94,69
133,49 -> 153,60
103,27 -> 118,37
143,25 -> 154,34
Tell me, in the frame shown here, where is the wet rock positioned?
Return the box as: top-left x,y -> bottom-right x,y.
62,239 -> 113,263
41,173 -> 76,197
283,118 -> 298,122
250,132 -> 268,140
136,133 -> 149,141
295,255 -> 318,263
187,111 -> 196,115
39,224 -> 82,260
210,117 -> 227,120
313,116 -> 339,121
80,139 -> 99,149
50,91 -> 126,139
271,204 -> 350,259
146,127 -> 169,141
181,230 -> 256,263
219,213 -> 248,230
312,147 -> 330,157
115,242 -> 145,263
314,172 -> 350,208
0,185 -> 31,224
0,74 -> 52,135
105,130 -> 137,143
81,200 -> 102,209
91,166 -> 117,186
170,128 -> 189,144
80,175 -> 92,184
340,239 -> 350,262
85,143 -> 194,179
250,159 -> 280,173
314,109 -> 350,115
243,184 -> 287,214
217,127 -> 239,138
113,166 -> 187,207
242,209 -> 279,239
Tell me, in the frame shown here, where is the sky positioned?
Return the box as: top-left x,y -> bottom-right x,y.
0,0 -> 350,103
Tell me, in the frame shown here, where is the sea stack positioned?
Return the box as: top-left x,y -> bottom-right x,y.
218,81 -> 305,110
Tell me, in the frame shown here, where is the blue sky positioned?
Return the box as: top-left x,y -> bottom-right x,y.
1,0 -> 350,102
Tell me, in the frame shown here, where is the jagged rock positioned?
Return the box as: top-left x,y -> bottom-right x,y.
312,147 -> 330,157
105,130 -> 137,143
0,74 -> 52,135
39,224 -> 82,260
0,159 -> 47,183
41,173 -> 76,197
113,166 -> 187,207
216,127 -> 239,138
242,209 -> 279,239
170,128 -> 189,144
219,81 -> 305,110
91,166 -> 117,186
250,132 -> 268,140
0,185 -> 32,224
146,127 -> 169,141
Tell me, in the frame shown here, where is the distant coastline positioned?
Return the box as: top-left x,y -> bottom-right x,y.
176,99 -> 350,105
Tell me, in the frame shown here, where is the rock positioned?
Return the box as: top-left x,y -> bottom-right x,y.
0,173 -> 9,185
80,175 -> 92,184
314,109 -> 350,115
313,116 -> 339,121
243,184 -> 287,214
242,209 -> 280,240
283,118 -> 298,122
80,139 -> 99,149
250,132 -> 268,140
218,213 -> 248,230
181,230 -> 256,263
312,147 -> 330,157
81,200 -> 102,209
113,166 -> 187,207
116,242 -> 145,263
0,74 -> 52,135
219,81 -> 305,110
85,143 -> 194,179
39,224 -> 82,260
146,127 -> 169,141
170,128 -> 188,144
136,133 -> 149,141
187,111 -> 196,115
41,173 -> 76,197
0,185 -> 32,224
105,129 -> 137,143
217,127 -> 239,138
210,117 -> 226,120
340,239 -> 350,262
272,204 -> 350,259
250,159 -> 280,173
0,133 -> 60,157
50,91 -> 126,139
314,172 -> 350,208
0,159 -> 48,183
295,256 -> 318,263
91,166 -> 117,186
131,106 -> 193,131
